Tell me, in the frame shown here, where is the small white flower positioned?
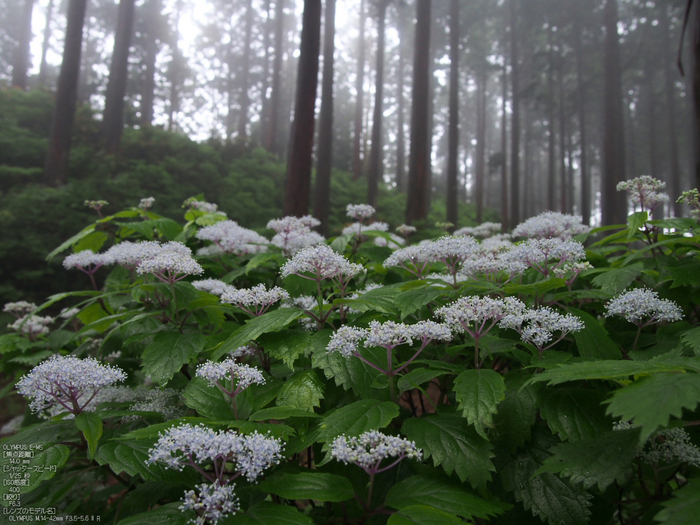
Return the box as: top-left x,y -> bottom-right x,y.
346,204 -> 376,221
63,250 -> 113,272
280,245 -> 364,282
327,326 -> 369,357
192,279 -> 233,296
330,430 -> 422,472
220,284 -> 290,316
617,176 -> 669,211
196,220 -> 269,256
396,224 -> 417,236
436,296 -> 527,337
180,481 -> 239,525
512,212 -> 590,240
604,288 -> 683,325
196,360 -> 265,392
138,197 -> 155,210
3,301 -> 37,317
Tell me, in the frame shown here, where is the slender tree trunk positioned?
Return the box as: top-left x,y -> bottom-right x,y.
601,0 -> 627,225
13,0 -> 35,90
282,0 -> 321,217
141,0 -> 160,127
691,0 -> 700,187
574,14 -> 590,224
238,0 -> 254,138
644,56 -> 659,181
353,0 -> 366,180
259,0 -> 272,143
396,3 -> 406,192
475,67 -> 487,223
501,58 -> 509,230
509,0 -> 521,226
406,0 -> 432,224
446,0 -> 460,226
44,0 -> 88,186
524,102 -> 532,218
558,58 -> 568,213
265,0 -> 285,154
367,1 -> 388,207
662,5 -> 681,214
168,0 -> 183,132
38,0 -> 55,86
314,0 -> 336,235
547,33 -> 556,211
102,0 -> 136,154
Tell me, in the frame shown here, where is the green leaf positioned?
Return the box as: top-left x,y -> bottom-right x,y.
395,288 -> 443,320
627,211 -> 649,240
142,331 -> 205,385
502,430 -> 592,525
75,412 -> 103,459
330,233 -> 355,254
401,415 -> 495,490
453,369 -> 506,438
591,263 -> 644,294
275,369 -> 324,411
493,372 -> 539,452
504,278 -> 567,297
536,429 -> 640,491
603,373 -> 700,443
526,359 -> 690,386
46,225 -> 95,261
385,476 -> 509,520
667,258 -> 700,288
655,478 -> 700,525
248,407 -> 319,421
257,472 -> 354,502
77,302 -> 109,327
388,505 -> 465,525
681,327 -> 700,356
116,503 -> 191,525
73,230 -> 109,253
259,330 -> 311,368
318,400 -> 399,442
94,439 -> 186,482
568,307 -> 623,360
226,501 -> 314,524
212,308 -> 304,360
397,369 -> 448,393
182,377 -> 236,420
0,444 -> 70,501
539,387 -> 612,441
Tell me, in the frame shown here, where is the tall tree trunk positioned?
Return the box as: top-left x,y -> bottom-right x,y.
167,0 -> 183,132
44,0 -> 88,186
282,0 -> 321,217
141,0 -> 160,127
475,66 -> 487,223
265,0 -> 285,154
601,0 -> 627,225
13,0 -> 35,90
547,31 -> 556,211
446,0 -> 460,226
313,0 -> 336,235
524,102 -> 533,218
406,0 -> 432,224
644,55 -> 659,181
558,58 -> 568,213
574,13 -> 590,224
500,57 -> 509,230
690,0 -> 700,187
367,0 -> 388,207
102,0 -> 136,154
38,0 -> 55,86
259,0 -> 272,143
238,0 -> 254,138
353,0 -> 366,180
396,2 -> 406,192
662,5 -> 681,214
509,0 -> 521,226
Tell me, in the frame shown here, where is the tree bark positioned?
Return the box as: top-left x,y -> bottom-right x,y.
13,0 -> 35,90
353,0 -> 367,180
601,0 -> 627,225
282,0 -> 321,217
238,0 -> 254,138
265,0 -> 285,154
367,0 -> 389,207
102,0 -> 136,154
395,2 -> 406,192
558,56 -> 569,213
140,0 -> 160,127
446,0 -> 460,226
475,66 -> 487,224
661,5 -> 681,214
547,28 -> 556,212
38,0 -> 55,86
44,0 -> 88,186
574,12 -> 590,224
500,54 -> 509,231
167,0 -> 183,132
406,0 -> 432,224
509,0 -> 521,226
313,0 -> 336,235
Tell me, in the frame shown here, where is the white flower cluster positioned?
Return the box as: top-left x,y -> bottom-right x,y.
436,296 -> 527,336
63,250 -> 112,272
136,242 -> 204,281
614,422 -> 700,469
280,245 -> 364,282
512,212 -> 591,240
383,244 -> 434,278
384,236 -> 479,280
59,307 -> 80,319
604,288 -> 683,325
280,294 -> 322,330
454,222 -> 503,238
16,355 -> 127,414
346,204 -> 376,221
395,224 -> 417,236
330,430 -> 422,472
105,241 -> 161,268
230,344 -> 257,358
196,220 -> 269,256
196,359 -> 265,392
220,284 -> 290,316
192,278 -> 233,296
342,221 -> 389,236
8,314 -> 53,338
617,176 -> 670,211
128,388 -> 182,421
3,301 -> 37,317
268,215 -> 324,256
502,238 -> 586,276
180,481 -> 239,525
139,197 -> 155,210
184,198 -> 226,216
500,306 -> 584,350
326,326 -> 369,357
147,424 -> 283,482
480,234 -> 514,253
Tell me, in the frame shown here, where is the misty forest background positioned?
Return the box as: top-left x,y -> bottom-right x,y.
0,0 -> 698,305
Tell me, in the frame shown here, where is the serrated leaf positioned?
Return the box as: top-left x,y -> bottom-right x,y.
395,288 -> 443,320
667,258 -> 700,288
539,387 -> 612,442
257,472 -> 354,502
681,327 -> 700,356
77,302 -> 109,327
259,330 -> 311,368
526,360 -> 690,386
226,501 -> 314,524
183,377 -> 236,420
401,415 -> 495,490
212,308 -> 304,360
116,417 -> 213,441
385,476 -> 509,520
568,307 -> 623,360
318,400 -> 399,442
627,211 -> 649,240
493,372 -> 539,452
276,369 -> 324,411
312,341 -> 386,398
115,502 -> 191,525
536,429 -> 640,491
46,225 -> 95,261
73,230 -> 109,253
248,407 -> 319,421
0,420 -> 76,447
95,440 -> 174,481
655,478 -> 700,525
0,444 -> 70,501
591,263 -> 644,294
388,505 -> 464,525
330,233 -> 355,254
453,369 -> 506,438
397,369 -> 448,393
502,430 -> 592,525
142,331 -> 205,385
504,278 -> 567,297
75,412 -> 103,459
603,373 -> 700,443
